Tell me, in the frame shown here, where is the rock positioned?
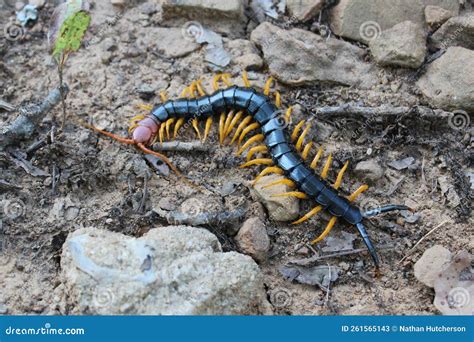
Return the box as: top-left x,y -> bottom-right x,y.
414,245 -> 452,288
250,22 -> 376,88
28,0 -> 45,8
354,159 -> 384,184
425,5 -> 454,30
433,250 -> 473,315
252,174 -> 300,222
235,217 -> 270,262
369,21 -> 426,69
110,0 -> 125,6
330,0 -> 459,44
287,0 -> 324,22
161,0 -> 243,20
417,47 -> 474,111
61,226 -> 271,315
227,39 -> 263,70
431,15 -> 474,50
148,27 -> 200,58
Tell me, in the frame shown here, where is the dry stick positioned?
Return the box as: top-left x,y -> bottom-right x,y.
151,141 -> 210,152
398,220 -> 451,264
0,86 -> 69,148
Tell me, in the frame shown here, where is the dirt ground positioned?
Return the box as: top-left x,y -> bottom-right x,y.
1,2 -> 473,315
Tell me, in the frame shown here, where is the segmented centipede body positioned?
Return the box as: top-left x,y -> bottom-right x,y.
90,74 -> 410,268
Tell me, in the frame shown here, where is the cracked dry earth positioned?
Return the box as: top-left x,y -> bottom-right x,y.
1,1 -> 473,315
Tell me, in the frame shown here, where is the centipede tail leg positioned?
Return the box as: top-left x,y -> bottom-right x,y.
356,222 -> 380,268
363,205 -> 411,218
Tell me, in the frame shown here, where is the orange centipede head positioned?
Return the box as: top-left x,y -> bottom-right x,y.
131,116 -> 160,145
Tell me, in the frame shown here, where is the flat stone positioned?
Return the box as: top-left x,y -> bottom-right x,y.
425,5 -> 454,30
235,217 -> 270,262
417,46 -> 474,112
161,0 -> 243,19
287,0 -> 325,22
369,21 -> 427,69
330,0 -> 459,44
61,226 -> 271,314
414,245 -> 452,288
431,15 -> 474,50
227,39 -> 263,70
250,22 -> 377,88
149,27 -> 200,58
354,159 -> 384,184
252,174 -> 300,222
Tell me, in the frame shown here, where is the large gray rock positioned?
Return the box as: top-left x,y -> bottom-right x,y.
417,47 -> 474,112
287,0 -> 325,22
161,0 -> 243,19
61,226 -> 271,315
250,22 -> 377,88
330,0 -> 459,44
424,5 -> 454,30
369,21 -> 427,69
431,15 -> 474,50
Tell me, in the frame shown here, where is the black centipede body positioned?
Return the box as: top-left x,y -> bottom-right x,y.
150,86 -> 381,265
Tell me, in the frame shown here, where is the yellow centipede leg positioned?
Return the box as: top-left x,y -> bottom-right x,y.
238,122 -> 260,146
291,120 -> 305,142
230,116 -> 252,145
271,192 -> 308,200
223,111 -> 235,138
237,134 -> 264,156
219,112 -> 226,144
321,153 -> 332,179
242,71 -> 251,87
239,158 -> 274,168
348,185 -> 369,202
311,216 -> 338,244
302,142 -> 313,161
292,205 -> 323,225
137,104 -> 153,111
203,117 -> 213,142
333,161 -> 349,189
221,73 -> 232,86
296,123 -> 312,152
310,146 -> 323,169
253,166 -> 284,185
192,119 -> 202,140
224,111 -> 243,139
246,145 -> 268,161
264,77 -> 274,96
195,80 -> 206,96
173,118 -> 185,138
160,91 -> 168,102
165,118 -> 175,140
285,106 -> 293,123
159,123 -> 166,144
212,75 -> 221,91
262,178 -> 295,189
274,91 -> 281,108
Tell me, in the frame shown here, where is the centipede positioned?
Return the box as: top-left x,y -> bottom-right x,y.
87,72 -> 411,268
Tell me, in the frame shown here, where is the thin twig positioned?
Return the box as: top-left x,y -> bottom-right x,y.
0,86 -> 69,148
151,140 -> 210,152
398,220 -> 451,264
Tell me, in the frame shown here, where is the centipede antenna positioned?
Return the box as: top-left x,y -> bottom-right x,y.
362,205 -> 411,218
355,222 -> 380,267
83,121 -> 135,145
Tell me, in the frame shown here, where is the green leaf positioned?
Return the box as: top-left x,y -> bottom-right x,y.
52,10 -> 91,62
